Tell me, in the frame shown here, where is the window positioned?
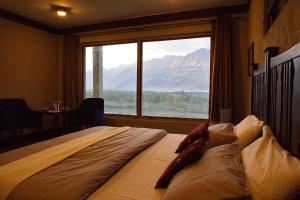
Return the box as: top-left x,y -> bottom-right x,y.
85,43 -> 137,115
142,38 -> 210,118
84,37 -> 211,119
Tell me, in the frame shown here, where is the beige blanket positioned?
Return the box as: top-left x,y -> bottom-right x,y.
0,126 -> 130,200
88,134 -> 185,200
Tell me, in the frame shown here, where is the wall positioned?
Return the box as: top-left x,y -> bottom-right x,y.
0,18 -> 61,110
248,0 -> 300,66
0,14 -> 250,134
245,0 -> 300,120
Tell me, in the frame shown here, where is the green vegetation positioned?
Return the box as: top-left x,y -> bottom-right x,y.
85,89 -> 209,118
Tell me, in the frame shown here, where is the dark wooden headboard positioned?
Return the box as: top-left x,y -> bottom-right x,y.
252,43 -> 300,158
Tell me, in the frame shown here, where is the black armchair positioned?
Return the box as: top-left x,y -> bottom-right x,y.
0,99 -> 43,135
66,98 -> 104,130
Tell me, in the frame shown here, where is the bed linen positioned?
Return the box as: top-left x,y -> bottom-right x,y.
0,126 -> 130,200
242,126 -> 300,200
0,126 -> 109,165
88,133 -> 186,200
163,144 -> 251,200
0,126 -> 167,200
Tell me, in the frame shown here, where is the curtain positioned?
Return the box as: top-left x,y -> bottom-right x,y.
209,15 -> 232,122
63,33 -> 82,109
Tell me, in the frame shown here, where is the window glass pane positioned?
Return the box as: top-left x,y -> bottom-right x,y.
85,43 -> 137,115
142,37 -> 210,119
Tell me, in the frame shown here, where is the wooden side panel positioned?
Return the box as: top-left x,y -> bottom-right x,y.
269,60 -> 294,153
291,57 -> 300,157
252,71 -> 266,121
252,43 -> 300,158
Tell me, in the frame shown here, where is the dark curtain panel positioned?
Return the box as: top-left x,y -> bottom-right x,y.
209,15 -> 232,122
63,34 -> 81,109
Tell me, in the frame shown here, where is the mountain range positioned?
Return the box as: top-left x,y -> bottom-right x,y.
86,48 -> 210,92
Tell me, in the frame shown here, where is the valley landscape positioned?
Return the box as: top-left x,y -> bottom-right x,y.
86,48 -> 210,118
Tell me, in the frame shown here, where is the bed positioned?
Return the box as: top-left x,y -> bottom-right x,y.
0,126 -> 182,200
0,43 -> 300,200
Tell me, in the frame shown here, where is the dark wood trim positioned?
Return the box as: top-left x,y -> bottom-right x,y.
104,113 -> 208,123
271,43 -> 300,67
63,4 -> 249,34
0,3 -> 249,35
137,41 -> 143,116
264,47 -> 278,124
251,69 -> 265,119
80,32 -> 211,48
0,8 -> 61,34
82,35 -> 211,119
252,68 -> 265,76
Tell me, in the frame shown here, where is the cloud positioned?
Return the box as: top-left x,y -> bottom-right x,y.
143,37 -> 210,60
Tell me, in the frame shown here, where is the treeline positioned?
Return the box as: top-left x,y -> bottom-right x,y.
85,89 -> 209,118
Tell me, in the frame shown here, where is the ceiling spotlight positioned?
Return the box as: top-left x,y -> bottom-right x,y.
51,5 -> 71,17
57,10 -> 67,17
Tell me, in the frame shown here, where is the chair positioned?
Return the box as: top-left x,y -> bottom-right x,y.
66,98 -> 104,130
0,99 -> 43,141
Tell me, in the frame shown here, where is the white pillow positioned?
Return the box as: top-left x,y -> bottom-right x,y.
233,115 -> 264,149
242,126 -> 300,200
207,123 -> 236,148
163,144 -> 251,200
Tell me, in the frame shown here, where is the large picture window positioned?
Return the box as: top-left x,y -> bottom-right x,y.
142,38 -> 210,118
84,37 -> 210,119
85,43 -> 137,115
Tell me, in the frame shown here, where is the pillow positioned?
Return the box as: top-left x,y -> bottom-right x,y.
163,144 -> 251,200
155,137 -> 206,188
242,126 -> 300,200
176,123 -> 208,153
233,115 -> 264,149
206,123 -> 236,148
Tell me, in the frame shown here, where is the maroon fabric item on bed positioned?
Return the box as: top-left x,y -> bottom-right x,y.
155,137 -> 206,188
175,123 -> 208,153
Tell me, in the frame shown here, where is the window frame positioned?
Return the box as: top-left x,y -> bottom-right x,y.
82,33 -> 211,120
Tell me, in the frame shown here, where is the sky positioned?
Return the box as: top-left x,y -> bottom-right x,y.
85,37 -> 210,70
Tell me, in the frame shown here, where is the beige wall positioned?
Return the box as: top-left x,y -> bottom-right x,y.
244,0 -> 300,120
0,18 -> 61,110
248,0 -> 300,67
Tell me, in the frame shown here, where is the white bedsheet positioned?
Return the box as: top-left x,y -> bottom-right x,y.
88,133 -> 185,200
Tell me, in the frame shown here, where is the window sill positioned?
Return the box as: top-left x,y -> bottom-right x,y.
104,113 -> 208,123
104,114 -> 209,134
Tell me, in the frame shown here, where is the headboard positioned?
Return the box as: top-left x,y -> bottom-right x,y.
252,43 -> 300,158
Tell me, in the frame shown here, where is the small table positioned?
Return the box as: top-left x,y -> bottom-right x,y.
42,110 -> 67,134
